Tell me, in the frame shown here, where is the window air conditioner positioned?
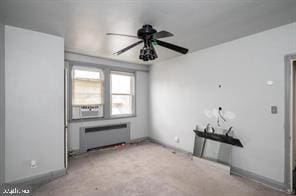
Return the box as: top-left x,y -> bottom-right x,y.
72,105 -> 103,119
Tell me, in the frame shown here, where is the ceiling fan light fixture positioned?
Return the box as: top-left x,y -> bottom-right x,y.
107,24 -> 188,62
139,48 -> 145,60
139,45 -> 157,61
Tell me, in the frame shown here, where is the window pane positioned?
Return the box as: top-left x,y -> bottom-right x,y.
73,69 -> 102,80
112,95 -> 132,115
72,67 -> 104,106
72,80 -> 103,105
110,71 -> 135,117
111,74 -> 132,94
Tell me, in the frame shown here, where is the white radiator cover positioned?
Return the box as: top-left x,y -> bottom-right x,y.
79,123 -> 130,153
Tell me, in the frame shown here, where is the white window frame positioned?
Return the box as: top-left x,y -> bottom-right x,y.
70,65 -> 105,120
68,63 -> 137,121
110,71 -> 136,118
71,66 -> 105,106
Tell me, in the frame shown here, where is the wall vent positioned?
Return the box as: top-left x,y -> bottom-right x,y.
80,123 -> 130,153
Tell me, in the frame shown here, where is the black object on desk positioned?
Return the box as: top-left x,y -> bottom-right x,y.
193,130 -> 243,148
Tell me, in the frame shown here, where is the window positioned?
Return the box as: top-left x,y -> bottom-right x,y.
69,64 -> 137,121
71,66 -> 104,119
111,71 -> 135,117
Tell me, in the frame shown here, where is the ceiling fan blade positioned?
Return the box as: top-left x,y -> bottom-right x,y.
106,33 -> 138,38
155,40 -> 188,54
114,40 -> 143,55
153,31 -> 174,39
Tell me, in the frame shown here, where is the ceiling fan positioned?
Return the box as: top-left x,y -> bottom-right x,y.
106,24 -> 189,61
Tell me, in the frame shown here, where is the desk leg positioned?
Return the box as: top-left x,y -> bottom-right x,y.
201,139 -> 207,157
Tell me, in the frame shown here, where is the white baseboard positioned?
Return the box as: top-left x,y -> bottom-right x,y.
149,137 -> 288,193
192,156 -> 231,173
230,166 -> 287,193
6,168 -> 66,190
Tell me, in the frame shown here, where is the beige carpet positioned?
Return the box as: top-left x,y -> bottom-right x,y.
34,141 -> 286,196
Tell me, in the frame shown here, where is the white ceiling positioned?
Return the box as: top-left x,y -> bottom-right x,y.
1,0 -> 296,65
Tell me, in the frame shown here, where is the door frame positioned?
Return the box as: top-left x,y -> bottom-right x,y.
285,54 -> 296,193
64,62 -> 70,169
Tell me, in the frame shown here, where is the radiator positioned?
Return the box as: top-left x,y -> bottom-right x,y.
79,123 -> 130,153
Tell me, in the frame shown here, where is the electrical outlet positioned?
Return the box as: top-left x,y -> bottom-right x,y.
174,136 -> 180,143
266,80 -> 274,86
30,160 -> 37,168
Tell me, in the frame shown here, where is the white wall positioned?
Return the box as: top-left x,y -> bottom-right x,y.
0,21 -> 5,184
66,53 -> 150,151
5,26 -> 64,182
150,22 -> 296,183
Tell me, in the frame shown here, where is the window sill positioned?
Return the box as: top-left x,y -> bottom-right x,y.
110,114 -> 136,119
69,115 -> 137,123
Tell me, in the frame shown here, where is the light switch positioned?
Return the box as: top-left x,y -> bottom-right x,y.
271,106 -> 278,114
